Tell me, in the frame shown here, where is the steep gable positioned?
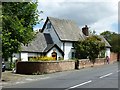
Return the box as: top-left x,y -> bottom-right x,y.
42,17 -> 85,42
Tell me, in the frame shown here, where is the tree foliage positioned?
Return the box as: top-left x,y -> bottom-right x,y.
75,35 -> 105,64
2,2 -> 39,60
100,31 -> 120,53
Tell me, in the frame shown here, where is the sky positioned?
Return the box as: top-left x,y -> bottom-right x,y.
34,0 -> 118,34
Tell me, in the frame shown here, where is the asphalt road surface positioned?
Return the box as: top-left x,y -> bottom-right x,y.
2,62 -> 119,90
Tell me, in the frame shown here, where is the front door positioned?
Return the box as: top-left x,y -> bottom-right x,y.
51,52 -> 57,60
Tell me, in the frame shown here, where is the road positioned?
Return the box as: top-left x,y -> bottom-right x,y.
2,62 -> 119,90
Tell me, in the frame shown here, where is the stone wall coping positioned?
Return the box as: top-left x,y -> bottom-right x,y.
78,58 -> 105,61
18,60 -> 75,63
18,58 -> 105,63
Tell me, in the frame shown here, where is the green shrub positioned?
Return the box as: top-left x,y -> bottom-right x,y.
29,56 -> 55,61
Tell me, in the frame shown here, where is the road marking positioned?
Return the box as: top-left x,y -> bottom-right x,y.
99,73 -> 113,79
116,70 -> 120,73
65,80 -> 92,90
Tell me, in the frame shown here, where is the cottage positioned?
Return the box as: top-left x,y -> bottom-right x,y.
13,17 -> 111,61
80,25 -> 111,58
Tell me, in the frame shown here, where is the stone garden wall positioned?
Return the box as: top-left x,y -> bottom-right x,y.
16,58 -> 117,74
16,60 -> 75,74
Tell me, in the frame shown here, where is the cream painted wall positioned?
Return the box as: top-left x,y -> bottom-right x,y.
13,53 -> 20,59
64,42 -> 73,60
28,53 -> 41,57
46,47 -> 63,60
105,48 -> 111,58
43,21 -> 62,50
21,52 -> 28,61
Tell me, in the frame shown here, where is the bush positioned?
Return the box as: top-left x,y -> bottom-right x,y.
29,56 -> 55,61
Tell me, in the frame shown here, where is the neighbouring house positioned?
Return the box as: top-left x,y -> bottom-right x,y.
98,35 -> 111,58
13,17 -> 111,61
81,25 -> 111,58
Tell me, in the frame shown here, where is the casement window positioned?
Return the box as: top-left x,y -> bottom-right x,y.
71,52 -> 75,59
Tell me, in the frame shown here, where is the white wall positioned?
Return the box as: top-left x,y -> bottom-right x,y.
105,48 -> 110,58
43,21 -> 62,49
46,47 -> 63,60
13,53 -> 20,59
43,21 -> 51,33
21,52 -> 28,61
64,42 -> 73,60
28,53 -> 41,57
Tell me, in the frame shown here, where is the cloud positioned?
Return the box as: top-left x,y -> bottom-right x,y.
89,15 -> 118,34
37,0 -> 118,34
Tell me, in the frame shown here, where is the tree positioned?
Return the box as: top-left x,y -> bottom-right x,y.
100,31 -> 112,42
75,35 -> 105,65
0,2 -> 2,81
2,2 -> 40,61
100,31 -> 120,61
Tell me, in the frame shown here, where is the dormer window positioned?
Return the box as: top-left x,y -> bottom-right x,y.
47,23 -> 51,29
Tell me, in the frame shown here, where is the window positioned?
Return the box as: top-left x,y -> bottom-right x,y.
47,23 -> 51,29
71,52 -> 75,59
51,52 -> 57,60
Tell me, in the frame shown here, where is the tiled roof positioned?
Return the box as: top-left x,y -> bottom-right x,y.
21,33 -> 54,52
98,35 -> 111,47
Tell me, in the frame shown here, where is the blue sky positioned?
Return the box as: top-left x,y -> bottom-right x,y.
111,23 -> 118,33
34,0 -> 118,34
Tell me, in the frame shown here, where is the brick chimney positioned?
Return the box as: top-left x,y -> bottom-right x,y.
82,25 -> 89,36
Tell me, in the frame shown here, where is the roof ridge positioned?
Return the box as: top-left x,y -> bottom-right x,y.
48,16 -> 74,22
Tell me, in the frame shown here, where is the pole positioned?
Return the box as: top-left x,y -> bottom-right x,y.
0,1 -> 2,81
0,56 -> 2,81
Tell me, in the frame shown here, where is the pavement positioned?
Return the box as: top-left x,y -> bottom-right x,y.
1,71 -> 50,87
